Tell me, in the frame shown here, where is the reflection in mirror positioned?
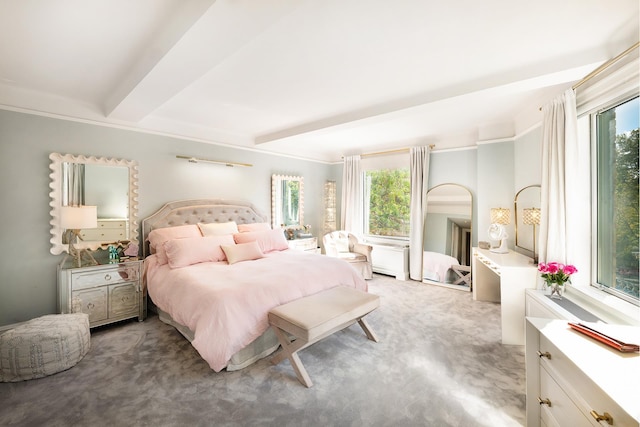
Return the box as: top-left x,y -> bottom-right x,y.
271,175 -> 304,229
514,185 -> 541,258
49,153 -> 139,255
422,184 -> 473,291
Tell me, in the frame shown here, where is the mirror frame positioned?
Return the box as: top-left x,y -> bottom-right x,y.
271,174 -> 304,229
49,153 -> 139,255
422,183 -> 473,291
514,184 -> 541,254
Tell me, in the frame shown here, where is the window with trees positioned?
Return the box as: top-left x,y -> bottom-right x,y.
363,168 -> 410,238
594,96 -> 639,304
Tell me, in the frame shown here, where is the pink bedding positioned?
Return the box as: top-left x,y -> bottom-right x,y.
145,249 -> 368,371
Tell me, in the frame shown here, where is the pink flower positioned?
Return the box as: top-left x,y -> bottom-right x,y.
546,262 -> 560,274
563,264 -> 578,275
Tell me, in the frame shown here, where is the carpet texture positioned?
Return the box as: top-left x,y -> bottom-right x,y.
0,275 -> 526,427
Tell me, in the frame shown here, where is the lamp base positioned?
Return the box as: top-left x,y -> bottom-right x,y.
490,239 -> 509,254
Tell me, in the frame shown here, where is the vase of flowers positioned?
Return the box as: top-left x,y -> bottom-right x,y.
538,262 -> 578,299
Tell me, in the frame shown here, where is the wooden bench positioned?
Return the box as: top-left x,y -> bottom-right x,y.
268,286 -> 380,387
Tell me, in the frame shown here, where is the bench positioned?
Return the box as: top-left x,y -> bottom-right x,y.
268,286 -> 380,387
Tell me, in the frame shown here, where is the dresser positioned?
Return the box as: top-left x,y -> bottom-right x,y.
57,260 -> 145,328
525,317 -> 639,426
78,219 -> 128,242
471,247 -> 538,345
287,237 -> 319,253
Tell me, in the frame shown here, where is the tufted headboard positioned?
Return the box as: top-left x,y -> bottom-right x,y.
141,199 -> 269,257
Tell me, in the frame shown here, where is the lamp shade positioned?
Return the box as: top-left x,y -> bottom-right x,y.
490,208 -> 510,225
522,207 -> 541,225
60,205 -> 97,229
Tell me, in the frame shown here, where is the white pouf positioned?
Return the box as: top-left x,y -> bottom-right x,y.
0,313 -> 90,382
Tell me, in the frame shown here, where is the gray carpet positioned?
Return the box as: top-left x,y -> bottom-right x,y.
0,274 -> 526,427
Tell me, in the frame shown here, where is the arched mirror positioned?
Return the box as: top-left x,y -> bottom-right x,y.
422,184 -> 473,291
514,185 -> 541,261
49,153 -> 139,255
271,174 -> 304,229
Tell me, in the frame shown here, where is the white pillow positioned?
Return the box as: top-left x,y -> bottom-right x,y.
198,221 -> 239,236
233,229 -> 289,253
237,222 -> 271,232
221,241 -> 265,264
165,235 -> 235,269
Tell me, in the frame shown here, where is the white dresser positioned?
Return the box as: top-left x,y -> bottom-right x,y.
58,260 -> 145,328
525,317 -> 639,426
472,247 -> 538,345
287,237 -> 319,253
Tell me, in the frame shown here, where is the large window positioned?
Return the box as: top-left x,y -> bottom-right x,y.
594,96 -> 639,303
363,168 -> 410,238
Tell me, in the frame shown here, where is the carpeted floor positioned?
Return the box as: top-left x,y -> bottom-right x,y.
0,274 -> 526,427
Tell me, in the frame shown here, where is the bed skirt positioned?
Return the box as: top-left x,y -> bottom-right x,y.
156,308 -> 281,371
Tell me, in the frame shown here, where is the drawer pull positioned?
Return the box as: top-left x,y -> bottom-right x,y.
104,274 -> 112,281
537,397 -> 551,407
536,351 -> 551,359
590,410 -> 613,425
87,302 -> 95,310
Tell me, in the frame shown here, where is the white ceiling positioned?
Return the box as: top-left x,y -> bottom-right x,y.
0,0 -> 638,162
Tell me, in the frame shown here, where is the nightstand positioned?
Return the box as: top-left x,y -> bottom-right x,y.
287,237 -> 320,253
57,260 -> 145,328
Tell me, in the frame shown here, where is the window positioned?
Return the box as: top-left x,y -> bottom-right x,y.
363,168 -> 410,238
594,96 -> 639,304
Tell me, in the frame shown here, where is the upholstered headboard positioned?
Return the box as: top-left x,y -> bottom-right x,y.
141,199 -> 269,257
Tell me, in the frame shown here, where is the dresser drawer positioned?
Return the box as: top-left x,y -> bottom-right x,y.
109,283 -> 139,318
72,288 -> 108,324
539,364 -> 592,427
72,265 -> 140,290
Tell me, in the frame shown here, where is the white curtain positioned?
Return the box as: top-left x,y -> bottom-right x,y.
341,155 -> 363,233
539,89 -> 589,283
409,146 -> 430,281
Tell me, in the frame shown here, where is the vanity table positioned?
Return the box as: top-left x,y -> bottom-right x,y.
472,247 -> 538,345
58,260 -> 145,328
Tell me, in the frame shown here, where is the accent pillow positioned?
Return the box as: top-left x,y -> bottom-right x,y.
165,235 -> 235,269
237,222 -> 271,233
198,221 -> 239,236
221,241 -> 265,265
148,224 -> 202,264
233,229 -> 289,253
336,237 -> 351,253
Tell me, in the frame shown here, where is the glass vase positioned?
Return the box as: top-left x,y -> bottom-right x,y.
548,282 -> 563,299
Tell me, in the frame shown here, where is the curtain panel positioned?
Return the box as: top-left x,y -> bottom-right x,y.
409,146 -> 430,281
341,155 -> 363,233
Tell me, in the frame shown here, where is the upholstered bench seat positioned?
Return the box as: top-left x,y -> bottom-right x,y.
0,313 -> 90,382
268,286 -> 380,387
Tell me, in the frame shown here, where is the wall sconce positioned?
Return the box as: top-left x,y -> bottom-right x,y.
489,208 -> 510,253
522,207 -> 540,264
61,205 -> 98,267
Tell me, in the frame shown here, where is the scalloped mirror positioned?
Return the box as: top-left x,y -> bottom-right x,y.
49,153 -> 139,255
271,174 -> 304,229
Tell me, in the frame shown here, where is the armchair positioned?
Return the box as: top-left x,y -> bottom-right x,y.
323,231 -> 373,279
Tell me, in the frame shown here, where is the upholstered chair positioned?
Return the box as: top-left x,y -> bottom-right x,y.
323,231 -> 373,279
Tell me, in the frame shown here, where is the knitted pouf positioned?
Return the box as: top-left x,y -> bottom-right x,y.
0,313 -> 90,382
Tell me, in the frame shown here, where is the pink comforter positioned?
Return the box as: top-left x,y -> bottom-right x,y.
145,250 -> 368,371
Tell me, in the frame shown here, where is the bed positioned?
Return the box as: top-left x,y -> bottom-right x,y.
142,199 -> 368,372
422,251 -> 471,286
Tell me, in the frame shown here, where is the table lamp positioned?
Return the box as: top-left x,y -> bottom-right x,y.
61,205 -> 98,267
522,207 -> 540,264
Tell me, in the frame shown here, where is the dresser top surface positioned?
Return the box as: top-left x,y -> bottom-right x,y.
474,247 -> 535,268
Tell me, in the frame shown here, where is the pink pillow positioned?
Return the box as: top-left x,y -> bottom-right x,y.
148,224 -> 202,252
233,229 -> 289,253
165,235 -> 235,269
221,241 -> 265,264
237,222 -> 271,232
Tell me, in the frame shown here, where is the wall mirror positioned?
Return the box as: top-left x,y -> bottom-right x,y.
49,153 -> 139,255
422,183 -> 473,291
514,185 -> 541,258
271,174 -> 304,229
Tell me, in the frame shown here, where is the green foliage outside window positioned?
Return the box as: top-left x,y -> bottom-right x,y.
366,169 -> 410,237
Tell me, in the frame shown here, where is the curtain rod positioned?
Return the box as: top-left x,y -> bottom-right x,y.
343,145 -> 435,159
539,41 -> 639,111
176,155 -> 253,167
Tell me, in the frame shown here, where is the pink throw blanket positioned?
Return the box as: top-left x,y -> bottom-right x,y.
146,250 -> 368,371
